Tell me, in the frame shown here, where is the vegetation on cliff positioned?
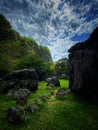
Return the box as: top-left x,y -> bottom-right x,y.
0,14 -> 52,77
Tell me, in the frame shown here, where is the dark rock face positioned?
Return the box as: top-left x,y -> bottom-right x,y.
27,80 -> 38,91
68,27 -> 98,100
36,69 -> 47,81
46,76 -> 60,87
3,69 -> 39,80
0,69 -> 39,93
7,107 -> 26,124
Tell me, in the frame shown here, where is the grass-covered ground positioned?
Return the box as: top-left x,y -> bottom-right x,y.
0,80 -> 98,130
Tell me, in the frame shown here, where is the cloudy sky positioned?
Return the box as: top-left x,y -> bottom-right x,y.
0,0 -> 98,61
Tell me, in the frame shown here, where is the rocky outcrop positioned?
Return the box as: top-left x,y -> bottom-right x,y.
13,88 -> 31,105
1,69 -> 39,80
46,76 -> 60,88
7,106 -> 26,124
36,69 -> 47,81
14,89 -> 31,99
0,69 -> 39,93
68,27 -> 98,100
6,93 -> 48,124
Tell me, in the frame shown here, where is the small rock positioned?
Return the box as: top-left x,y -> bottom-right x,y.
34,98 -> 41,106
7,89 -> 15,97
16,98 -> 28,105
47,83 -> 54,89
14,88 -> 31,99
26,104 -> 36,113
56,88 -> 70,97
7,106 -> 26,124
47,76 -> 60,87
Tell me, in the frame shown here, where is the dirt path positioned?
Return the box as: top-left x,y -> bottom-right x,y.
50,90 -> 58,100
48,90 -> 58,106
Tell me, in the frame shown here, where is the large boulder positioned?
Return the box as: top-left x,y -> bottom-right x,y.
0,69 -> 39,93
68,26 -> 98,100
27,80 -> 38,91
1,69 -> 39,81
46,76 -> 60,87
36,69 -> 47,81
13,88 -> 31,105
14,88 -> 31,99
7,106 -> 26,124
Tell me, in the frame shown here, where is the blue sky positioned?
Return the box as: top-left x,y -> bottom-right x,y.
0,0 -> 98,61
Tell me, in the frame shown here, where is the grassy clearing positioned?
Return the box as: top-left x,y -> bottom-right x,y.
0,79 -> 98,130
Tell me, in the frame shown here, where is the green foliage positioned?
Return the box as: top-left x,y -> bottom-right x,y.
60,73 -> 69,80
55,58 -> 69,73
0,80 -> 98,130
59,79 -> 69,87
38,45 -> 52,62
16,54 -> 44,70
0,14 -> 11,30
0,14 -> 20,41
0,53 -> 13,75
60,73 -> 66,79
0,14 -> 52,77
42,62 -> 54,75
54,58 -> 69,79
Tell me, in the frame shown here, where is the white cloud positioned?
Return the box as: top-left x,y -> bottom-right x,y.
0,0 -> 98,60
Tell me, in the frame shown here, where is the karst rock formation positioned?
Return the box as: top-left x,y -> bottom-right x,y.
68,27 -> 98,100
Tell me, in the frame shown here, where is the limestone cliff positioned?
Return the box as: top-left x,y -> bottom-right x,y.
68,27 -> 98,100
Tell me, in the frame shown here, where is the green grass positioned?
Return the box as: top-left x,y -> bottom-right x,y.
59,79 -> 69,88
0,79 -> 98,130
